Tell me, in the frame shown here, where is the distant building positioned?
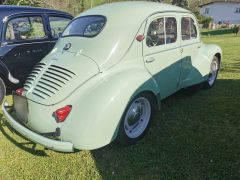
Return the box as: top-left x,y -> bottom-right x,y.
200,0 -> 240,24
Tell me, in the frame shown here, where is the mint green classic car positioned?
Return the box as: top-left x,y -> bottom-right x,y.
2,2 -> 222,152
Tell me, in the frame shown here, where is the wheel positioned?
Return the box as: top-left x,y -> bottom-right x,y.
116,93 -> 156,146
204,56 -> 220,88
0,77 -> 6,104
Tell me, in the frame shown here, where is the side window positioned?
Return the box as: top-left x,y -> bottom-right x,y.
5,16 -> 45,42
181,17 -> 190,40
146,17 -> 177,47
165,17 -> 177,44
236,8 -> 240,13
181,17 -> 198,41
190,19 -> 197,39
205,8 -> 210,14
146,18 -> 165,47
49,16 -> 71,38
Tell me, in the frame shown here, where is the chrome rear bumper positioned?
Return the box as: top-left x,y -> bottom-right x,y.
2,100 -> 74,152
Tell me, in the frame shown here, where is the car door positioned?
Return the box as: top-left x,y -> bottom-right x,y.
1,14 -> 52,84
179,14 -> 202,88
47,15 -> 72,50
143,13 -> 182,99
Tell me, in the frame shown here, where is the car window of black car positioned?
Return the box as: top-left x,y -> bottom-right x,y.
49,16 -> 71,38
5,16 -> 46,42
0,22 -> 2,41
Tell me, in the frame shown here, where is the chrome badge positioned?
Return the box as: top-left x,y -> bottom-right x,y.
63,43 -> 71,50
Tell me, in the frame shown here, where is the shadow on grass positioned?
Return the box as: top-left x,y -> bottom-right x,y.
0,115 -> 48,156
91,79 -> 240,179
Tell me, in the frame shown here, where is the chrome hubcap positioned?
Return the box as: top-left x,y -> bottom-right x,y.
208,59 -> 218,86
124,97 -> 151,138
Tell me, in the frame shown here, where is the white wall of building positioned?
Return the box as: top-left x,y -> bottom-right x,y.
200,2 -> 240,24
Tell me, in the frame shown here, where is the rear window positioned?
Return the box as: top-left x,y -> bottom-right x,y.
62,15 -> 106,38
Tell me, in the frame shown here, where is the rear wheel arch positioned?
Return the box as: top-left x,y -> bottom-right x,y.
131,90 -> 160,112
0,73 -> 8,85
0,67 -> 13,95
127,74 -> 161,111
112,88 -> 161,143
0,75 -> 6,104
0,61 -> 12,85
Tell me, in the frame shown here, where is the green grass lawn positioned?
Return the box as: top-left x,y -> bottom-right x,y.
0,35 -> 240,179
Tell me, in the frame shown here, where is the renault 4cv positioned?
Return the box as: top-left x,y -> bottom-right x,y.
3,2 -> 221,152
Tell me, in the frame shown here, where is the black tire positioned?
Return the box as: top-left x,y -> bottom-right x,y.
0,77 -> 6,104
204,56 -> 220,89
116,92 -> 156,146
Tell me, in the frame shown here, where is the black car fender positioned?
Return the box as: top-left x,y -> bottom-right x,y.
0,58 -> 19,86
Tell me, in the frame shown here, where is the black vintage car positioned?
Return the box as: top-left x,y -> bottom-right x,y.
0,5 -> 73,102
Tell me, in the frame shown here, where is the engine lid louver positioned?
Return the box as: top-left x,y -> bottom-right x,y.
23,52 -> 100,105
24,63 -> 76,100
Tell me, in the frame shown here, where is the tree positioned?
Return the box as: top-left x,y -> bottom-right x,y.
188,0 -> 201,14
3,0 -> 42,6
148,0 -> 164,2
2,0 -> 84,15
171,0 -> 188,9
198,15 -> 213,29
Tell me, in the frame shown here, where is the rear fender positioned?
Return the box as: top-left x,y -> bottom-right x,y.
61,65 -> 160,150
200,43 -> 222,70
0,60 -> 11,85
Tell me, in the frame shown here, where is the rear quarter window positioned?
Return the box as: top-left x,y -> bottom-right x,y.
181,17 -> 198,41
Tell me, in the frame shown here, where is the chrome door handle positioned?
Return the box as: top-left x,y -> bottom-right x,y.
146,57 -> 155,63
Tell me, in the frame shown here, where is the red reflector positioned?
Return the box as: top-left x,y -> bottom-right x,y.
136,35 -> 145,42
16,88 -> 24,96
54,105 -> 72,123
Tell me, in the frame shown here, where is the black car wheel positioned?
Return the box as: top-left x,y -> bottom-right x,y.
204,56 -> 220,89
116,92 -> 156,146
0,78 -> 6,104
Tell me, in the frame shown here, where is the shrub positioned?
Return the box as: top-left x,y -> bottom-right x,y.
198,15 -> 213,29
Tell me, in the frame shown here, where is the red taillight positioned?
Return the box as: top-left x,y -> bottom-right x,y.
54,105 -> 72,123
136,35 -> 145,42
16,88 -> 24,96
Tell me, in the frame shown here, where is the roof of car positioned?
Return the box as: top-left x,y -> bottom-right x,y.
73,2 -> 192,70
80,1 -> 191,18
0,5 -> 72,18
